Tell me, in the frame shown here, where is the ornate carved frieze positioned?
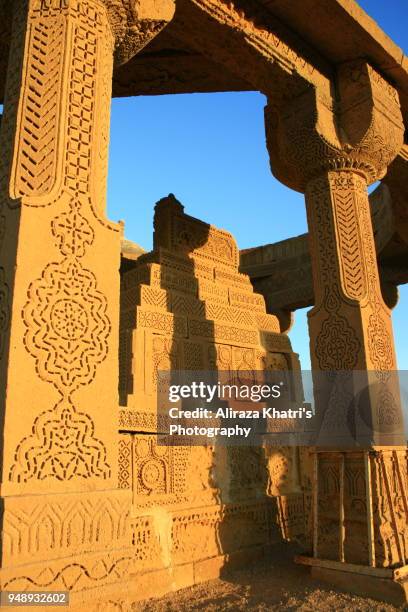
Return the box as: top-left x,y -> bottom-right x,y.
171,0 -> 332,103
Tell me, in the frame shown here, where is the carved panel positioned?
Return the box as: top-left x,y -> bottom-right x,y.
8,0 -> 117,483
10,399 -> 111,483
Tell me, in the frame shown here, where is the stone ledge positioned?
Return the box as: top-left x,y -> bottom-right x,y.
295,555 -> 408,606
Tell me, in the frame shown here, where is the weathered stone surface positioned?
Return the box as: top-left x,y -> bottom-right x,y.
264,50 -> 408,588
119,194 -> 302,412
240,182 -> 408,313
0,0 -> 407,607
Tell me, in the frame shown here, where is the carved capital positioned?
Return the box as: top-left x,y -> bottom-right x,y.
101,0 -> 175,65
265,61 -> 404,192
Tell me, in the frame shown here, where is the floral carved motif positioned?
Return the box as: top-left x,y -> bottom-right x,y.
316,313 -> 360,370
10,400 -> 111,482
51,203 -> 94,257
367,312 -> 394,372
22,258 -> 110,394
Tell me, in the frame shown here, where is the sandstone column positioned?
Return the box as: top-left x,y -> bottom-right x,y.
0,0 -> 173,600
0,0 -> 123,495
265,61 -> 408,569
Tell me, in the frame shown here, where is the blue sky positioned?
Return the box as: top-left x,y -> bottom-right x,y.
107,0 -> 408,370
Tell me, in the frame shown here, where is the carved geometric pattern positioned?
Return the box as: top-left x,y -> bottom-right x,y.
118,329 -> 133,399
5,0 -> 114,486
51,203 -> 94,257
190,319 -> 258,345
93,29 -> 113,217
376,385 -> 401,429
3,494 -> 129,561
138,309 -> 187,337
172,293 -> 205,317
13,17 -> 65,198
315,283 -> 361,370
0,0 -> 28,211
205,303 -> 255,327
134,436 -> 171,496
3,502 -> 275,592
136,286 -> 168,310
22,258 -> 110,393
356,186 -> 397,373
152,336 -> 181,388
333,187 -> 366,300
64,19 -> 98,195
171,502 -> 275,564
118,410 -> 170,432
118,437 -> 132,489
31,1 -> 69,12
172,213 -> 238,268
183,341 -> 204,370
367,311 -> 394,372
9,400 -> 111,482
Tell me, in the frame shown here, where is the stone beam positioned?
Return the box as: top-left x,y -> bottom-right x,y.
383,146 -> 408,246
262,0 -> 408,122
169,0 -> 333,104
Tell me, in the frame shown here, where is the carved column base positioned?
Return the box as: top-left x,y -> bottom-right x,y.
313,448 -> 407,567
296,448 -> 408,604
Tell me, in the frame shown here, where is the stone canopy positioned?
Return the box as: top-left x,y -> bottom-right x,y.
0,0 -> 408,115
0,0 -> 407,609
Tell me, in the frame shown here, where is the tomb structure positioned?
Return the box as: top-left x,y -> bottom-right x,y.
117,194 -> 308,594
0,0 -> 407,607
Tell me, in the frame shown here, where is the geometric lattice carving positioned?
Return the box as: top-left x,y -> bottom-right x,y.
118,436 -> 132,489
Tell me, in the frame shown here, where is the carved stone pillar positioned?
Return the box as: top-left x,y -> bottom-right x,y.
303,169 -> 407,447
0,0 -> 122,495
0,0 -> 173,602
265,62 -> 408,582
266,61 -> 405,444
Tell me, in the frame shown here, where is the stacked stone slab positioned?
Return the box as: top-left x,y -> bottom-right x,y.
119,194 -> 303,411
117,195 -> 309,596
